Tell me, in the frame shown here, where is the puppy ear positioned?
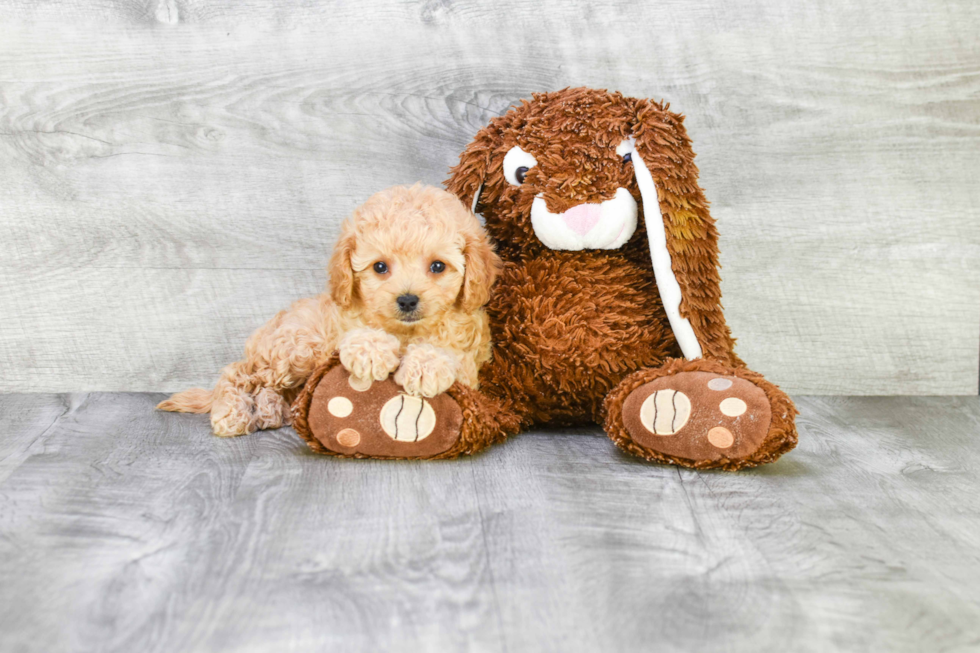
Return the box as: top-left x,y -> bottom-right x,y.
446,124 -> 498,215
328,223 -> 357,310
629,98 -> 737,364
460,230 -> 502,312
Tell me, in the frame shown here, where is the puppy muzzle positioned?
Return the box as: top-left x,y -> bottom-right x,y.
396,293 -> 421,323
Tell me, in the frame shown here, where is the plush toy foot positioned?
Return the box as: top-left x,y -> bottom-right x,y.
604,358 -> 798,471
292,356 -> 517,460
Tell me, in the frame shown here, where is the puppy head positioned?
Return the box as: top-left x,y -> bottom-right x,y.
328,184 -> 500,331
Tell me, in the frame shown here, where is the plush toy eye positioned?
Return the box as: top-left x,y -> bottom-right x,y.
616,140 -> 634,167
503,145 -> 537,186
373,261 -> 388,274
430,261 -> 446,274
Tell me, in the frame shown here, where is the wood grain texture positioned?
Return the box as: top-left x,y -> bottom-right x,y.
0,0 -> 978,394
1,393 -> 979,652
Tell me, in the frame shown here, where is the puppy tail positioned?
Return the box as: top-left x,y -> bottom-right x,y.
157,388 -> 213,413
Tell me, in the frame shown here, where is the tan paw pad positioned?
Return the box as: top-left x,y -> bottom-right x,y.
707,377 -> 733,391
719,397 -> 747,417
707,426 -> 734,449
379,395 -> 436,442
639,389 -> 691,435
336,428 -> 361,447
327,396 -> 353,417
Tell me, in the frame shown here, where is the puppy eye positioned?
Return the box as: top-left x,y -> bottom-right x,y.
373,262 -> 388,274
430,261 -> 446,274
622,152 -> 632,164
503,145 -> 537,186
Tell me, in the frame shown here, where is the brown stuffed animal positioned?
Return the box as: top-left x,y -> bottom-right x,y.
294,87 -> 797,470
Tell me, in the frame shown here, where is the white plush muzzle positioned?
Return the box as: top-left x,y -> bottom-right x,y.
529,188 -> 638,251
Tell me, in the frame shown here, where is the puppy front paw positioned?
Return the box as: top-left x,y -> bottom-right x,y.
394,344 -> 459,397
339,328 -> 401,382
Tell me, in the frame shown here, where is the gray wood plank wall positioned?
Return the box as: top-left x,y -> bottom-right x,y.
1,0 -> 978,394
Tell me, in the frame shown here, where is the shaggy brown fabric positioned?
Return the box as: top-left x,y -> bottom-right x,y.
292,355 -> 518,460
441,87 -> 798,469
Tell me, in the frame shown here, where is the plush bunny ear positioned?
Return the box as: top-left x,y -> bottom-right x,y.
628,99 -> 739,365
446,125 -> 498,219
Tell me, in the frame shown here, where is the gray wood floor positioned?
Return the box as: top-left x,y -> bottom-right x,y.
2,394 -> 980,652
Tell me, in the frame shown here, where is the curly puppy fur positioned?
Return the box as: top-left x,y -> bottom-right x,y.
444,87 -> 797,469
158,184 -> 501,437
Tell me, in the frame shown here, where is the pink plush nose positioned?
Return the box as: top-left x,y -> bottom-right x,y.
562,204 -> 601,235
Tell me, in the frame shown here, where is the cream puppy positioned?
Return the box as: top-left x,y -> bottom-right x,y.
158,184 -> 500,436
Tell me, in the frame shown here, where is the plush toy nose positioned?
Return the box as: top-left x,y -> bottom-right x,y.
396,294 -> 419,313
562,203 -> 602,235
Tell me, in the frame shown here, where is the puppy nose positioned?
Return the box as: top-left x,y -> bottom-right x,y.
396,293 -> 419,313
